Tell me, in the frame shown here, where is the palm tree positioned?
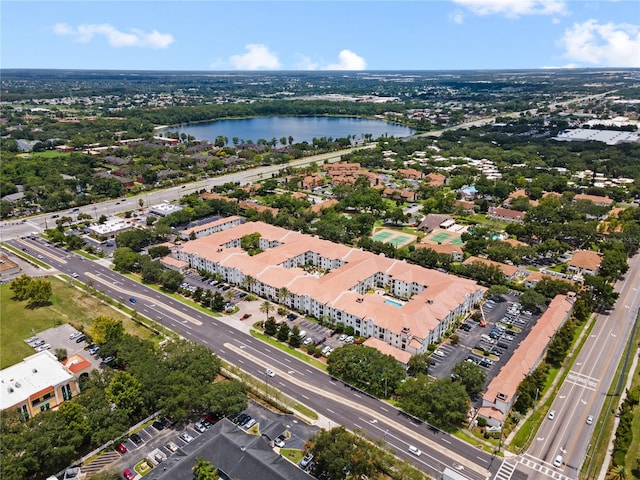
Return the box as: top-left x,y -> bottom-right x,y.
242,275 -> 256,293
260,301 -> 272,321
192,457 -> 218,480
608,465 -> 627,480
277,287 -> 291,306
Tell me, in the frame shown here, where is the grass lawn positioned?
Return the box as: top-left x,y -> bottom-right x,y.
280,448 -> 304,465
0,276 -> 153,368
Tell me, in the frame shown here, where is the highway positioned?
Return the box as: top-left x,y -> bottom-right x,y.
506,253 -> 640,480
7,235 -> 497,480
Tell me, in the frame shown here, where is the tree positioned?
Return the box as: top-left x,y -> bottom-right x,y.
112,247 -> 139,272
451,361 -> 486,396
260,301 -> 273,321
10,274 -> 32,301
90,316 -> 124,345
105,370 -> 144,418
519,289 -> 548,313
289,325 -> 302,348
276,322 -> 290,342
24,278 -> 52,307
264,316 -> 278,336
307,427 -> 380,480
160,269 -> 184,292
203,380 -> 247,417
407,353 -> 431,377
327,344 -> 406,397
192,457 -> 219,480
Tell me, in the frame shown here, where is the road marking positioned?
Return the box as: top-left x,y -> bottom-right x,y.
302,394 -> 309,400
353,393 -> 361,398
441,438 -> 450,444
380,406 -> 389,412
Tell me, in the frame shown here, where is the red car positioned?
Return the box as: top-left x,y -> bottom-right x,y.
123,468 -> 135,480
116,443 -> 127,454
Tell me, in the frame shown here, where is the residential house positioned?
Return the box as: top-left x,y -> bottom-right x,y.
487,207 -> 525,224
567,250 -> 603,276
462,256 -> 520,280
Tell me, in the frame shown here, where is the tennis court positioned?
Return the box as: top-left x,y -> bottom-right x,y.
429,231 -> 453,244
424,228 -> 464,246
371,231 -> 394,242
370,229 -> 417,248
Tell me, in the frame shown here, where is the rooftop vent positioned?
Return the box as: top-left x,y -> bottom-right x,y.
497,392 -> 508,401
32,368 -> 38,373
7,387 -> 13,393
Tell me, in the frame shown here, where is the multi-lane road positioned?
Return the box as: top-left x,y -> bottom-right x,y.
6,235 -> 498,480
505,253 -> 640,480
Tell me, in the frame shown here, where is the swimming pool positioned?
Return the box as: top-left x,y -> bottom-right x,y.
384,298 -> 403,308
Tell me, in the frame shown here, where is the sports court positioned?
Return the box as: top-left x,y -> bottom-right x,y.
370,229 -> 417,248
423,228 -> 464,246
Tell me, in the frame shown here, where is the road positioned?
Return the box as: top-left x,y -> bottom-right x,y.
8,235 -> 497,480
0,145 -> 373,242
504,253 -> 640,479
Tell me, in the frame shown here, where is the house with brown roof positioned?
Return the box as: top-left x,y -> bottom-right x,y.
425,173 -> 446,187
417,214 -> 454,233
573,193 -> 614,207
323,162 -> 361,174
180,216 -> 245,240
415,242 -> 464,262
462,256 -> 519,280
309,199 -> 339,214
382,188 -> 416,202
397,168 -> 424,180
159,256 -> 189,273
567,250 -> 602,276
301,173 -> 325,190
454,200 -> 475,214
487,207 -> 525,224
478,295 -> 574,426
363,337 -> 412,367
0,255 -> 21,279
177,222 -> 485,354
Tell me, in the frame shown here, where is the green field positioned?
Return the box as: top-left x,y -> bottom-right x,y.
0,277 -> 152,368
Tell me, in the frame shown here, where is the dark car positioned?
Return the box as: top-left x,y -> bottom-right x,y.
130,433 -> 142,445
75,335 -> 86,343
152,420 -> 165,431
239,414 -> 251,426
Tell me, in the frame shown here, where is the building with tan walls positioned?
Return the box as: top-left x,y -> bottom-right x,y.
177,221 -> 485,356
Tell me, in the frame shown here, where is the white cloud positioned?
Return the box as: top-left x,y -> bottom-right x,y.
294,54 -> 320,71
452,0 -> 567,18
449,10 -> 465,24
323,50 -> 367,70
559,20 -> 640,67
228,44 -> 281,70
53,23 -> 173,49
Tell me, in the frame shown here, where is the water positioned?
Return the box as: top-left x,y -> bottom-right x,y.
157,116 -> 414,144
384,299 -> 403,308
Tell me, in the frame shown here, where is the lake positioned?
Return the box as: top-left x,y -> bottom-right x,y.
157,116 -> 414,144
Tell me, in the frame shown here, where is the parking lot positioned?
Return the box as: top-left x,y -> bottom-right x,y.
25,324 -> 103,370
427,293 -> 539,397
83,399 -> 320,478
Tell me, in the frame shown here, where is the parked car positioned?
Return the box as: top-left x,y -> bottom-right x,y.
75,335 -> 86,343
69,331 -> 82,340
115,443 -> 127,454
194,422 -> 206,433
88,345 -> 100,356
152,420 -> 165,431
123,468 -> 136,480
165,441 -> 179,452
130,433 -> 142,445
244,418 -> 257,429
299,453 -> 314,468
180,432 -> 194,443
274,437 -> 285,448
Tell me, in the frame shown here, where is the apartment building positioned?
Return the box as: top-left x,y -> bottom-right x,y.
177,222 -> 485,355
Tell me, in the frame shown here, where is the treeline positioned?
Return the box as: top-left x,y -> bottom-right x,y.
0,315 -> 247,480
123,100 -> 405,126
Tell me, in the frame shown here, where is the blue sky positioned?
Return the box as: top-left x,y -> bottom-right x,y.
2,1 -> 639,70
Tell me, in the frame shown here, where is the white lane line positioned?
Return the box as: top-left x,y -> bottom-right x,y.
353,393 -> 361,398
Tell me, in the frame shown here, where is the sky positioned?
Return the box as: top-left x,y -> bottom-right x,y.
1,1 -> 639,71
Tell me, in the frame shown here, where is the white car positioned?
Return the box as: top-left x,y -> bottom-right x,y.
274,437 -> 285,448
71,272 -> 79,278
339,334 -> 347,342
434,349 -> 445,357
408,445 -> 422,456
303,337 -> 313,346
265,369 -> 275,377
165,441 -> 179,452
586,415 -> 594,425
179,432 -> 194,443
553,455 -> 563,467
548,410 -> 555,420
194,422 -> 206,433
69,331 -> 82,340
35,343 -> 51,352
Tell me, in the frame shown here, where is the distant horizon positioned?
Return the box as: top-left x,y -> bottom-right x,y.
3,67 -> 639,73
2,1 -> 638,71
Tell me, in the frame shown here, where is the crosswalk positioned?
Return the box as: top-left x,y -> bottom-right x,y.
492,455 -> 574,480
564,372 -> 598,391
